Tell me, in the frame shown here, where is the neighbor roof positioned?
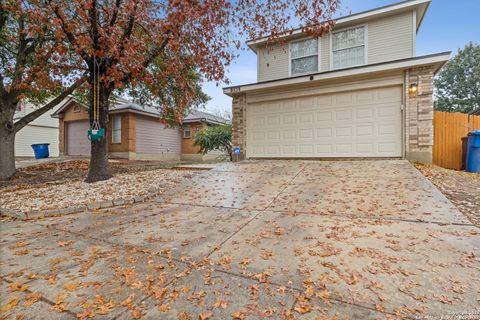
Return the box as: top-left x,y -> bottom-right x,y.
247,0 -> 430,52
183,110 -> 228,125
51,97 -> 228,125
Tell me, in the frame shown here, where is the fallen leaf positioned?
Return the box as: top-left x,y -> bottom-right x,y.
199,310 -> 213,319
213,299 -> 228,309
9,283 -> 29,292
64,282 -> 79,291
230,311 -> 246,319
77,309 -> 95,319
24,292 -> 42,307
0,297 -> 20,312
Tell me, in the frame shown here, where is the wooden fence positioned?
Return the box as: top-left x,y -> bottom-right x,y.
433,111 -> 480,170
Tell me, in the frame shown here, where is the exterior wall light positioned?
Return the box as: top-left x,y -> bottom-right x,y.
409,83 -> 418,97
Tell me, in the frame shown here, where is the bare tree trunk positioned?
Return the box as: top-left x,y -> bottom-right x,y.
0,126 -> 16,180
0,102 -> 17,180
85,82 -> 112,183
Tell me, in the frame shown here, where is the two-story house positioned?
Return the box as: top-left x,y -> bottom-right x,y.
223,0 -> 449,163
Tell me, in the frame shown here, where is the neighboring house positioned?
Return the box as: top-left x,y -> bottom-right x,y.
181,110 -> 229,161
224,0 -> 449,163
14,101 -> 61,157
51,97 -> 227,161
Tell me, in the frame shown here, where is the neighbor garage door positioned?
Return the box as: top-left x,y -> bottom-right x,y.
246,86 -> 402,158
66,121 -> 90,156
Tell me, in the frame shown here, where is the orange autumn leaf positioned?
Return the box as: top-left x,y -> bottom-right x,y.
9,283 -> 29,292
63,282 -> 79,291
0,297 -> 20,312
213,299 -> 229,309
199,310 -> 213,320
231,311 -> 246,319
24,292 -> 42,307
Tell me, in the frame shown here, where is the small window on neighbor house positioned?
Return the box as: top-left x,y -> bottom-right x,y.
290,38 -> 318,75
331,26 -> 366,69
183,126 -> 191,138
112,115 -> 122,143
73,105 -> 81,113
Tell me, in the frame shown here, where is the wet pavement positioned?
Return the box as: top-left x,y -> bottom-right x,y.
1,160 -> 479,319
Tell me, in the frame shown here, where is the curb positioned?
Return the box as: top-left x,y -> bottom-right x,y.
0,191 -> 157,221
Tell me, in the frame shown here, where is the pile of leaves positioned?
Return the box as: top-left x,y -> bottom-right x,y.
0,160 -> 179,191
414,162 -> 480,226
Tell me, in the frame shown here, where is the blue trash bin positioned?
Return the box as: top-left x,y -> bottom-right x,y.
31,143 -> 50,159
465,130 -> 480,173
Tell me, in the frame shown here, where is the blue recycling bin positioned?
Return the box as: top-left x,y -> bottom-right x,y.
465,130 -> 480,173
31,143 -> 50,159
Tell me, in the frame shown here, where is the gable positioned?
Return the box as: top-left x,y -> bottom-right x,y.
256,9 -> 415,82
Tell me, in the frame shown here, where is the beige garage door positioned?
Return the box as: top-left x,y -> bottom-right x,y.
66,121 -> 90,156
247,86 -> 402,158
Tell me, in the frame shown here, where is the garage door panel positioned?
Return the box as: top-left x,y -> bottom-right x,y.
317,111 -> 333,122
247,86 -> 402,158
66,121 -> 90,156
283,100 -> 298,111
283,114 -> 297,125
335,92 -> 354,105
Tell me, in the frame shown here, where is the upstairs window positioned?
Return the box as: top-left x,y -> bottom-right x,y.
112,115 -> 122,143
290,38 -> 318,75
332,26 -> 366,69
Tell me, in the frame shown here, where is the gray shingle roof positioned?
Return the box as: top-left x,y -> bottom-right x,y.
183,110 -> 228,125
52,96 -> 228,125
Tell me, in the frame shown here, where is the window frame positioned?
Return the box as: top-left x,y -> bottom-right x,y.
288,37 -> 320,77
112,114 -> 122,144
330,24 -> 368,70
183,125 -> 191,138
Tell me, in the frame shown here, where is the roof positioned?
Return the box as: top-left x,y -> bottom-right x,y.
183,110 -> 228,125
51,97 -> 228,125
223,52 -> 450,96
247,0 -> 430,52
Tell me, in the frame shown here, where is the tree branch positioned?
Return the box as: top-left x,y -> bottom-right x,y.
119,32 -> 171,86
109,0 -> 123,27
13,74 -> 88,133
49,1 -> 91,64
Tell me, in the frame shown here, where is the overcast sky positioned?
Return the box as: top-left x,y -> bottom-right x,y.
201,0 -> 480,116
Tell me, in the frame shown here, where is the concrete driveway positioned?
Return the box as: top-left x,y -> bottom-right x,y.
1,160 -> 479,319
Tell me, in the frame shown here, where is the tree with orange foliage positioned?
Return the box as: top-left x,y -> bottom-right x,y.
0,0 -> 87,180
3,0 -> 340,182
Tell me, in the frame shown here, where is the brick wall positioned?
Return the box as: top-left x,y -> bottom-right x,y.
108,113 -> 136,153
181,123 -> 203,154
405,66 -> 435,163
232,94 -> 247,159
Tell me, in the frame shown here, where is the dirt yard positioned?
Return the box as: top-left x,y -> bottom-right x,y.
415,162 -> 480,226
1,159 -> 182,190
0,160 -> 198,214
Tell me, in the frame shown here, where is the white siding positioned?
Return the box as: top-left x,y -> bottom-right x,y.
14,102 -> 60,157
257,43 -> 290,82
368,11 -> 414,64
256,10 -> 415,81
15,125 -> 59,157
135,116 -> 181,155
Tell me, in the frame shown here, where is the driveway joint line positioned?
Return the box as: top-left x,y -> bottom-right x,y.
205,164 -> 307,258
1,276 -> 78,319
267,208 -> 475,227
212,267 -> 397,317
